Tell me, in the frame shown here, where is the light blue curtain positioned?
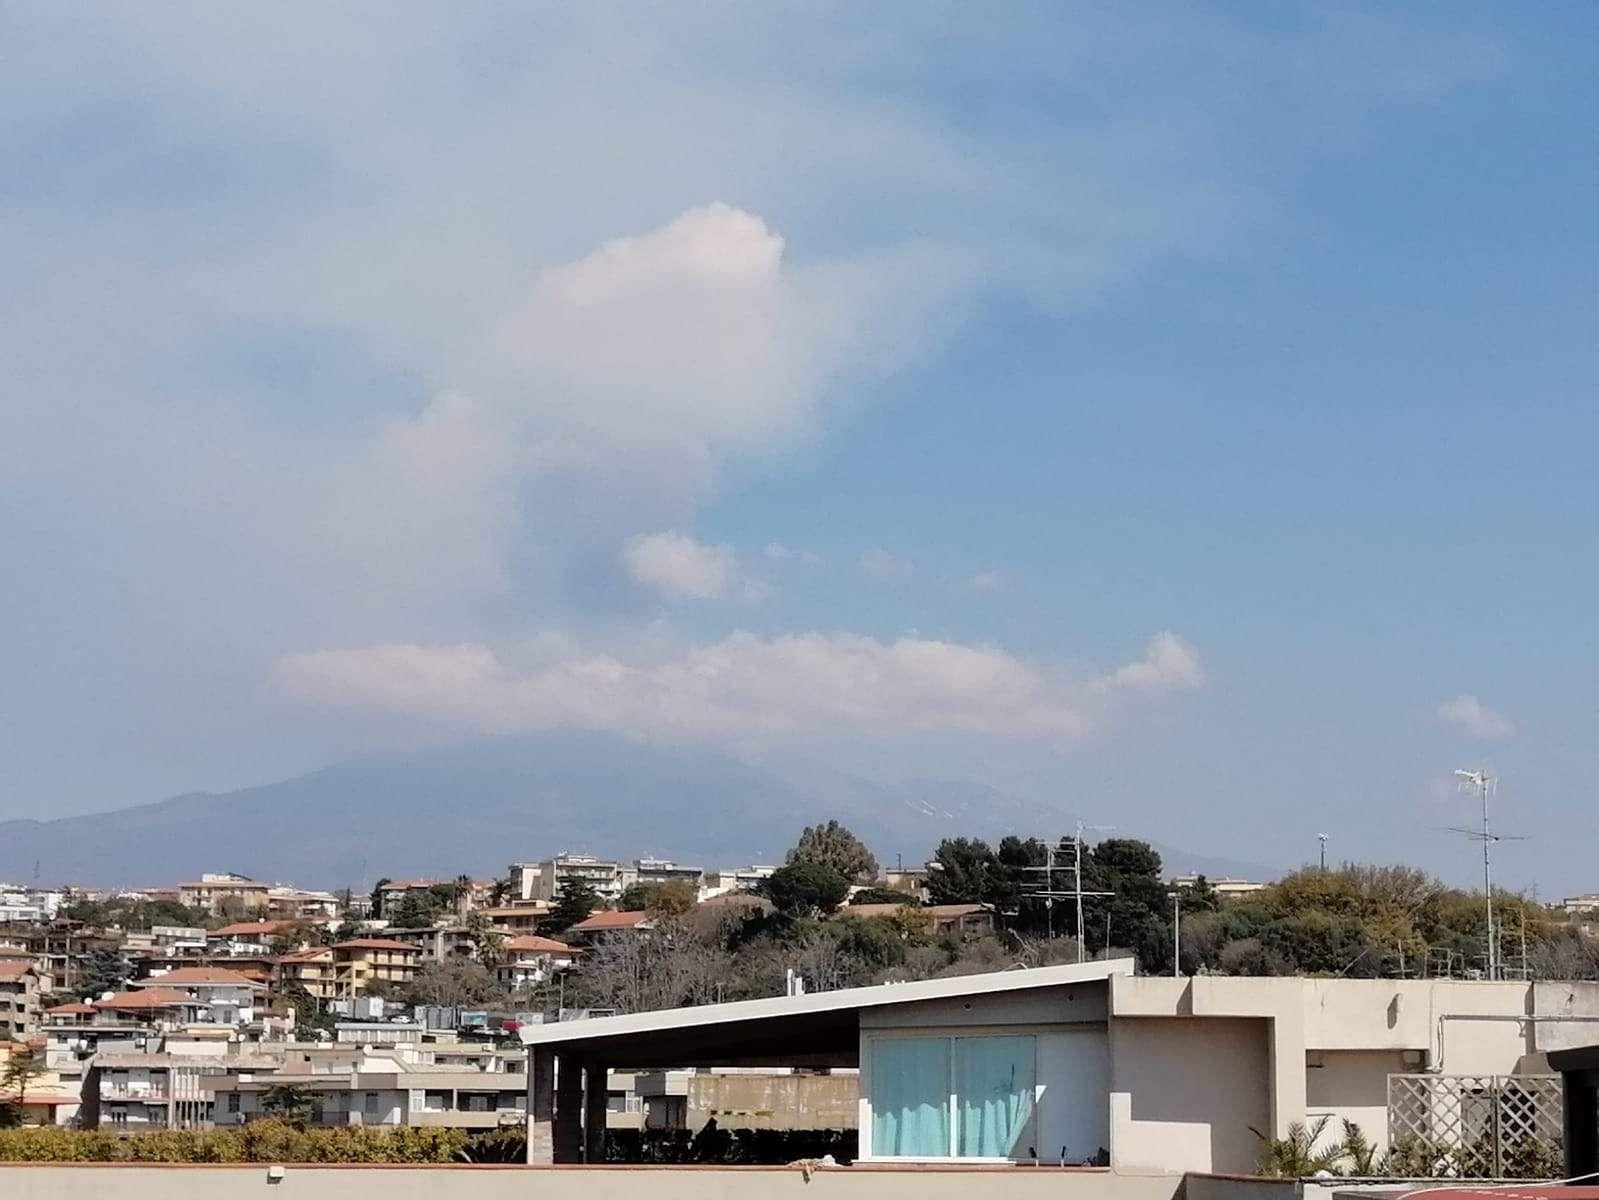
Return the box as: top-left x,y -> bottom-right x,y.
870,1038 -> 950,1157
954,1036 -> 1036,1158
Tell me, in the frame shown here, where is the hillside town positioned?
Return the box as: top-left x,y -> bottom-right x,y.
4,819 -> 1599,1178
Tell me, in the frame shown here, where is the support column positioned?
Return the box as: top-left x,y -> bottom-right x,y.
584,1062 -> 609,1163
526,1046 -> 554,1165
555,1054 -> 585,1163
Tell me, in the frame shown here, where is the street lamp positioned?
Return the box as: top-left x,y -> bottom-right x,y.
1317,833 -> 1329,871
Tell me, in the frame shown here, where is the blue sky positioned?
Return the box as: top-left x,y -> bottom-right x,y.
3,4 -> 1597,890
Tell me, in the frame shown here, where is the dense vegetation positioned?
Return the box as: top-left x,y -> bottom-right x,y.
0,1120 -> 474,1162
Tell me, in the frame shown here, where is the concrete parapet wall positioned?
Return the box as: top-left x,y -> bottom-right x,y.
0,1164 -> 1184,1200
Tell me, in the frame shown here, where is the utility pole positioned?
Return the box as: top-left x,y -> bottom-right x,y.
1170,891 -> 1181,978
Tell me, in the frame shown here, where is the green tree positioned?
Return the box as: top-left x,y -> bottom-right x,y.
995,836 -> 1051,933
74,946 -> 130,999
369,878 -> 392,919
390,889 -> 445,929
545,878 -> 600,933
788,821 -> 879,884
764,862 -> 850,917
1080,839 -> 1172,971
450,874 -> 475,918
261,1084 -> 318,1129
1250,1115 -> 1345,1177
926,838 -> 998,905
618,880 -> 698,919
464,911 -> 505,963
1,1046 -> 46,1109
849,888 -> 922,907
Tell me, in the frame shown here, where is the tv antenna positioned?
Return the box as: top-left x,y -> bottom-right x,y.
1450,769 -> 1522,981
1023,821 -> 1114,961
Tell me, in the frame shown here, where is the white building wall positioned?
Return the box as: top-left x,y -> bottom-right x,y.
1108,1015 -> 1270,1176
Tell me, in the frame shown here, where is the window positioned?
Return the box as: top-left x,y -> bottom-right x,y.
227,1093 -> 241,1114
869,1035 -> 1036,1159
364,1092 -> 379,1115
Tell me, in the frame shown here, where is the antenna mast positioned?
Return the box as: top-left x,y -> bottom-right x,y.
1451,769 -> 1519,981
1023,822 -> 1113,962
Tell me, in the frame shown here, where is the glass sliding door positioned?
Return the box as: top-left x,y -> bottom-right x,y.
870,1037 -> 951,1157
954,1035 -> 1036,1158
869,1033 -> 1040,1159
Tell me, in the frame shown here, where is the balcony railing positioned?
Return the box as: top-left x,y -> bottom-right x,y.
101,1086 -> 169,1101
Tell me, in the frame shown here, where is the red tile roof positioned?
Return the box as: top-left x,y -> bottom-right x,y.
209,921 -> 293,937
93,988 -> 204,1010
503,935 -> 578,954
0,960 -> 37,978
44,1002 -> 95,1015
331,938 -> 417,951
133,967 -> 262,988
572,910 -> 651,931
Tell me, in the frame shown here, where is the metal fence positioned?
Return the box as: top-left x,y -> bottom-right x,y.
1387,1073 -> 1563,1178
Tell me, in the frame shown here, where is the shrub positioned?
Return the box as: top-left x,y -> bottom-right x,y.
0,1121 -> 472,1164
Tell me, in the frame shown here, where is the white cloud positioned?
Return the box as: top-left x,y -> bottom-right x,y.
620,531 -> 739,601
1098,632 -> 1207,693
277,630 -> 1205,743
1437,695 -> 1513,741
962,570 -> 1006,592
860,550 -> 915,579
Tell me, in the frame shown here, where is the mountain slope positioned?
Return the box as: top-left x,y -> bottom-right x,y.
0,734 -> 1273,888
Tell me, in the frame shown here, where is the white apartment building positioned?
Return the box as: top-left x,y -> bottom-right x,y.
494,936 -> 580,992
132,966 -> 266,1025
210,1045 -> 529,1130
509,855 -> 708,905
88,1052 -> 216,1130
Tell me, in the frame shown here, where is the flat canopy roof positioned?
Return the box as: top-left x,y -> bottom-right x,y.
518,959 -> 1133,1069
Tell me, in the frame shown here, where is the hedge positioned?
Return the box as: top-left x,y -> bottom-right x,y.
0,1121 -> 473,1163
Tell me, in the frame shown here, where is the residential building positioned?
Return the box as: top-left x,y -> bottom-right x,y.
149,925 -> 211,955
210,1046 -> 528,1130
207,920 -> 293,957
1169,873 -> 1268,898
132,967 -> 266,1025
23,922 -> 121,995
477,904 -> 551,935
277,947 -> 337,1001
702,866 -> 777,897
179,873 -> 271,917
631,858 -> 704,891
266,888 -> 342,922
383,925 -> 477,962
0,891 -> 45,924
85,1052 -> 215,1130
92,987 -> 212,1026
841,902 -> 996,935
1563,893 -> 1599,915
517,960 -> 1599,1173
0,1040 -> 78,1126
0,957 -> 44,1040
527,855 -> 628,905
570,911 -> 652,940
494,936 -> 580,992
507,863 -> 544,904
329,939 -> 420,996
